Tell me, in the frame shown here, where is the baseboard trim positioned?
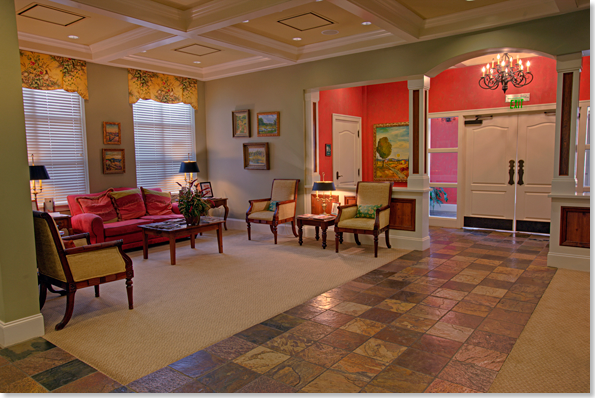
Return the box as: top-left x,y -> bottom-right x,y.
0,313 -> 45,348
547,251 -> 591,272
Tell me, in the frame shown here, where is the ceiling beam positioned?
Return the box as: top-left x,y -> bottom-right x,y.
328,0 -> 422,42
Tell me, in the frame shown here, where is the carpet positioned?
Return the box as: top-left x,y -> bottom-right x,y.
489,268 -> 590,393
41,229 -> 409,385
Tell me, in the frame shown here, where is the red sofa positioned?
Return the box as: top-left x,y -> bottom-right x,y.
67,187 -> 183,250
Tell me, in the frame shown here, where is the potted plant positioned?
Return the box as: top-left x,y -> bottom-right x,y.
177,180 -> 213,225
430,187 -> 448,210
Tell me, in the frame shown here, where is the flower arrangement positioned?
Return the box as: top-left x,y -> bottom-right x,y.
176,180 -> 213,225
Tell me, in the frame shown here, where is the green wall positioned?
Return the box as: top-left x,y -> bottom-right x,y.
0,1 -> 41,323
204,10 -> 589,219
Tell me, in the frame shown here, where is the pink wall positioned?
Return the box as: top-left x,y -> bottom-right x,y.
430,117 -> 458,204
317,56 -> 591,195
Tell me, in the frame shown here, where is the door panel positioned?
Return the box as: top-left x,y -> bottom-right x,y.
332,114 -> 361,188
470,191 -> 507,218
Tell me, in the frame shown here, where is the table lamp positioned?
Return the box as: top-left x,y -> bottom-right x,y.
312,173 -> 336,214
29,154 -> 50,209
179,154 -> 199,183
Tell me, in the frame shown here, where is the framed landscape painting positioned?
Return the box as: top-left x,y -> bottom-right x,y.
232,110 -> 250,137
103,122 -> 121,145
257,112 -> 280,137
373,122 -> 409,182
243,142 -> 270,170
102,149 -> 125,174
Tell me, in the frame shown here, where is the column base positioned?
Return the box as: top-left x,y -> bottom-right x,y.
0,313 -> 45,348
407,175 -> 429,190
550,177 -> 577,195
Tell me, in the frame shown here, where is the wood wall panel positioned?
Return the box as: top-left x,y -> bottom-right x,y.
412,90 -> 420,174
344,195 -> 356,205
389,198 -> 416,231
560,206 -> 590,248
559,72 -> 574,176
311,193 -> 339,214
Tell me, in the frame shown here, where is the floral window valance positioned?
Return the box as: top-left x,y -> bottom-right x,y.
128,69 -> 198,110
20,50 -> 88,99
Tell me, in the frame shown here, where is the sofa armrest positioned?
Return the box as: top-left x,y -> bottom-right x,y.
172,202 -> 181,214
71,213 -> 105,244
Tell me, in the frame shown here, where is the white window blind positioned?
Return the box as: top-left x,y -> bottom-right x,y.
133,100 -> 195,193
22,88 -> 88,205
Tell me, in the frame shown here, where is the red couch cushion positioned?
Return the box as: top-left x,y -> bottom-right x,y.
103,219 -> 151,237
76,189 -> 118,223
109,189 -> 146,221
141,187 -> 174,215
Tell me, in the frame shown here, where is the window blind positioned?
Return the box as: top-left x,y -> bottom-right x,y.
133,100 -> 195,193
22,88 -> 89,205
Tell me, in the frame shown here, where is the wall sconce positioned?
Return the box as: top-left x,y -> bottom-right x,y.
29,154 -> 50,209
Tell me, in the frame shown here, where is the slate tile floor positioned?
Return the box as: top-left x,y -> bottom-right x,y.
0,227 -> 554,393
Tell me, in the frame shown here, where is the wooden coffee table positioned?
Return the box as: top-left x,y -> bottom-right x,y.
297,215 -> 336,249
139,218 -> 224,265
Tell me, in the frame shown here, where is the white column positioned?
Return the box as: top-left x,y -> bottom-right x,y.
407,76 -> 430,190
304,90 -> 320,214
551,53 -> 582,195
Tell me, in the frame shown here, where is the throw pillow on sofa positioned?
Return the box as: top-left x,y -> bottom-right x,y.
141,187 -> 174,215
76,189 -> 118,223
109,189 -> 146,221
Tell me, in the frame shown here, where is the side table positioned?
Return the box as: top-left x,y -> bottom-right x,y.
209,198 -> 229,230
49,213 -> 72,236
297,215 -> 336,249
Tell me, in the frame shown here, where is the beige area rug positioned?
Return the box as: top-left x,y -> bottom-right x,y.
42,229 -> 409,385
489,268 -> 590,393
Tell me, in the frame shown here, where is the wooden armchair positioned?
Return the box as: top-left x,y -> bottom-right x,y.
335,182 -> 393,257
33,211 -> 134,330
246,179 -> 300,244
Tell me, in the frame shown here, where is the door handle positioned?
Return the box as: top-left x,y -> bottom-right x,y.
336,171 -> 343,180
508,160 -> 515,185
517,160 -> 524,186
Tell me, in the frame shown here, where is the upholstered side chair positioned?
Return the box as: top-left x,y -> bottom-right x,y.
33,211 -> 134,330
246,179 -> 300,244
334,181 -> 393,257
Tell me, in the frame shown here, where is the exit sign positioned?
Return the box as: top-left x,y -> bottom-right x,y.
506,93 -> 530,110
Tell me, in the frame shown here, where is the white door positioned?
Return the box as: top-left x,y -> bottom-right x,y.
464,115 -> 518,230
332,114 -> 361,188
464,113 -> 556,232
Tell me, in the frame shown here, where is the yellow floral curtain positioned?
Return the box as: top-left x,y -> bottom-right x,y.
128,69 -> 198,110
20,50 -> 88,99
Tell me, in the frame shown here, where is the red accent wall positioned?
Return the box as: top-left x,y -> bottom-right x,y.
580,56 -> 590,101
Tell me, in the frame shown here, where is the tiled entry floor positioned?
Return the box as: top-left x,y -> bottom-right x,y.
0,227 -> 554,393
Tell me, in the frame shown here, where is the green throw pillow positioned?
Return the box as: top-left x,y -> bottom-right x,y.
355,204 -> 381,219
268,201 -> 279,211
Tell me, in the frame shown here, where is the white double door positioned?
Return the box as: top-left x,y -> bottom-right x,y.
464,112 -> 556,232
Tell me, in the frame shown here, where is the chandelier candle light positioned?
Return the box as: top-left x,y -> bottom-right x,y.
312,173 -> 336,215
479,53 -> 533,93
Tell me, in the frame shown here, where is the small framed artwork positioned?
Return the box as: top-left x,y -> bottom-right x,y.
243,142 -> 270,170
102,148 -> 125,174
331,202 -> 340,216
200,182 -> 214,198
257,112 -> 280,137
325,144 -> 331,157
103,122 -> 121,145
232,110 -> 251,137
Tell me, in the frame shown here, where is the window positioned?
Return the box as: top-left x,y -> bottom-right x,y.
22,88 -> 88,205
576,104 -> 590,193
428,117 -> 459,219
133,100 -> 195,193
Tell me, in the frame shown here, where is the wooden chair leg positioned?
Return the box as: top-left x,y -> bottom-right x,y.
272,224 -> 278,244
335,232 -> 340,253
354,233 -> 361,245
39,282 -> 48,310
339,232 -> 344,244
291,221 -> 298,237
126,278 -> 134,310
55,288 -> 76,331
247,222 -> 251,240
374,234 -> 379,258
94,285 -> 100,297
385,229 -> 391,248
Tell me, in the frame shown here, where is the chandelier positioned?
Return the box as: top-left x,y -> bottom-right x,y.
479,53 -> 533,93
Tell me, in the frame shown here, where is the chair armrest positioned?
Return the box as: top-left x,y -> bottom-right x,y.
71,213 -> 105,244
64,239 -> 123,255
249,198 -> 271,204
337,205 -> 357,223
247,198 -> 271,216
275,201 -> 296,220
62,232 -> 89,242
375,205 -> 391,230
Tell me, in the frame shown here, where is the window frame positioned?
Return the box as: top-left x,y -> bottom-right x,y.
576,101 -> 590,194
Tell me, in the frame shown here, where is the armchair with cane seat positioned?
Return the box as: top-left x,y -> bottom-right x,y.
33,211 -> 134,330
334,181 -> 393,257
246,179 -> 300,244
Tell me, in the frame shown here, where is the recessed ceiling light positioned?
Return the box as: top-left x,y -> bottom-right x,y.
243,20 -> 249,23
68,35 -> 79,39
315,0 -> 323,2
141,50 -> 147,53
321,30 -> 339,35
193,61 -> 201,64
362,21 -> 371,26
293,37 -> 302,41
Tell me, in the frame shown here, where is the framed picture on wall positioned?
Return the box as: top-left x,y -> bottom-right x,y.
232,110 -> 251,137
243,142 -> 270,170
103,122 -> 121,145
199,182 -> 214,198
373,122 -> 409,182
331,202 -> 340,216
102,149 -> 125,174
257,112 -> 280,137
325,144 -> 331,157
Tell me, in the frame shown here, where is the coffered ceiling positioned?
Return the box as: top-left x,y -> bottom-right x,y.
14,0 -> 588,81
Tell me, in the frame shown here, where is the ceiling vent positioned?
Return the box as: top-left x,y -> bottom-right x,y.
174,44 -> 220,57
18,4 -> 85,26
278,12 -> 333,31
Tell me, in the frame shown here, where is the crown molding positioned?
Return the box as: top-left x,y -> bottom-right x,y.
111,55 -> 204,79
297,30 -> 396,55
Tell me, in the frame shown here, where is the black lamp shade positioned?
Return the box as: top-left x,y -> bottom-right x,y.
312,181 -> 336,191
179,161 -> 199,173
29,165 -> 50,181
